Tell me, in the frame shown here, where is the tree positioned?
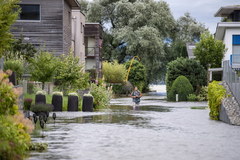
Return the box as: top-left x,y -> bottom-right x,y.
194,32 -> 225,69
125,60 -> 147,92
0,0 -> 20,57
86,0 -> 175,82
29,51 -> 57,89
54,53 -> 89,92
4,37 -> 37,62
166,57 -> 207,100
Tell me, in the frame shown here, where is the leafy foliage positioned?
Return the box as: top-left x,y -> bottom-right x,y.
102,61 -> 127,83
125,60 -> 147,92
4,37 -> 37,62
194,32 -> 225,69
23,98 -> 32,110
30,104 -> 53,112
29,51 -> 57,89
168,76 -> 194,101
0,0 -> 20,57
208,81 -> 226,120
54,53 -> 89,92
3,59 -> 24,80
90,83 -> 112,109
0,71 -> 19,115
166,57 -> 207,100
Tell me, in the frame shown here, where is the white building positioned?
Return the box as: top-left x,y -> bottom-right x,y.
215,5 -> 240,68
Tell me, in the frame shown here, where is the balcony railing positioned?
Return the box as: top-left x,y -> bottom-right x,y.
230,54 -> 240,69
86,47 -> 95,57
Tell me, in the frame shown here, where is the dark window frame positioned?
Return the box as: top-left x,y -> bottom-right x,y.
18,4 -> 41,22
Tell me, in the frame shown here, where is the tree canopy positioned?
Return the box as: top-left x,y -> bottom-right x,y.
0,0 -> 20,57
194,32 -> 225,69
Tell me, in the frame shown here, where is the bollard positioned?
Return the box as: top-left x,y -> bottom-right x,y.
52,95 -> 63,111
67,95 -> 78,111
82,96 -> 93,112
35,94 -> 46,104
176,94 -> 179,102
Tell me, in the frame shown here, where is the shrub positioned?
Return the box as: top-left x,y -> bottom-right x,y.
197,86 -> 208,101
187,94 -> 198,101
23,98 -> 32,110
0,70 -> 19,115
30,104 -> 53,112
166,57 -> 207,100
169,76 -> 194,101
208,81 -> 226,120
102,61 -> 127,83
0,115 -> 31,160
90,84 -> 112,109
125,60 -> 147,92
112,81 -> 134,95
3,59 -> 24,80
54,53 -> 89,92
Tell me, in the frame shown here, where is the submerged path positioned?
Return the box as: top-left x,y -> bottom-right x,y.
29,94 -> 240,160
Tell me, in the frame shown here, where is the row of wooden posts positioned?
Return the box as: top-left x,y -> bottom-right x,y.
35,94 -> 94,112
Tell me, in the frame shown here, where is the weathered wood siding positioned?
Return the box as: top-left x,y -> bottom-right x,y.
63,0 -> 72,54
11,0 -> 64,56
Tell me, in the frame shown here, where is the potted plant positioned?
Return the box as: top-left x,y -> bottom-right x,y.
30,104 -> 53,117
52,91 -> 63,111
82,93 -> 93,112
35,90 -> 46,104
67,92 -> 79,111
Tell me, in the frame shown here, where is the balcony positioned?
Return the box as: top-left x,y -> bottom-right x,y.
230,54 -> 240,69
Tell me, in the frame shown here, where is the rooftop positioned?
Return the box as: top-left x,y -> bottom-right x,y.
215,5 -> 240,17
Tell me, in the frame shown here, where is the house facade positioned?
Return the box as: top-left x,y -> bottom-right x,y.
11,0 -> 85,62
215,5 -> 240,68
84,23 -> 103,79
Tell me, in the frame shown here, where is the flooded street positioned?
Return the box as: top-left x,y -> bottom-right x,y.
29,94 -> 240,160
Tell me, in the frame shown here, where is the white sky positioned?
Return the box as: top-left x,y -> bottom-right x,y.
87,0 -> 240,33
164,0 -> 240,33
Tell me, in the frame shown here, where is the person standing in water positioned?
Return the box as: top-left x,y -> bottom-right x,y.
131,87 -> 142,106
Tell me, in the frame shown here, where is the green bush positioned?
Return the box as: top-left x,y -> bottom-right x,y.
125,60 -> 147,92
166,57 -> 207,100
23,98 -> 32,110
90,84 -> 112,109
30,104 -> 53,112
197,86 -> 208,101
102,61 -> 127,83
169,76 -> 194,101
208,81 -> 226,120
3,59 -> 24,80
187,94 -> 198,101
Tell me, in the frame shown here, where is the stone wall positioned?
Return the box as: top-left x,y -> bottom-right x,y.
220,81 -> 240,125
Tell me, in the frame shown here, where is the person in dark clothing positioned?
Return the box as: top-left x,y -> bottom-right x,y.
131,87 -> 142,106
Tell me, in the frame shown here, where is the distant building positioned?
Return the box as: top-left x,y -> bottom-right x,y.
84,23 -> 103,80
215,5 -> 240,68
11,0 -> 85,62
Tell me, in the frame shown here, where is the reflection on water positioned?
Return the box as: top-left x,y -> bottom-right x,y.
29,105 -> 240,160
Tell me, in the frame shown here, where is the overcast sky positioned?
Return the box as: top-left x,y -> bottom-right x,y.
164,0 -> 239,33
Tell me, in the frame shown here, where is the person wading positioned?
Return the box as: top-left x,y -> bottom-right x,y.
131,87 -> 142,107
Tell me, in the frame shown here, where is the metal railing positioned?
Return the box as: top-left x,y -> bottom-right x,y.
223,60 -> 240,105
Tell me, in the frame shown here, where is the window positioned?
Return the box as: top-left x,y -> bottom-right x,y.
19,4 -> 40,21
233,35 -> 240,54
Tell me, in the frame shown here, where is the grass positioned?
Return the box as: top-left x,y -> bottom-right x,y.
24,94 -> 82,111
190,106 -> 207,110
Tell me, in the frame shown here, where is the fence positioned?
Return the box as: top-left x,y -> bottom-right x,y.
223,60 -> 240,105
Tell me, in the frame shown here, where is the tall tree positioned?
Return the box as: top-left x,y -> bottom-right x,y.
194,32 -> 225,69
0,0 -> 20,57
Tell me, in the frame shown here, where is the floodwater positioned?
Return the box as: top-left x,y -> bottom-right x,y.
28,94 -> 240,160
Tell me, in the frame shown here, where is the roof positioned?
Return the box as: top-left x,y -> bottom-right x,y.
65,0 -> 81,9
215,5 -> 240,17
215,22 -> 240,40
